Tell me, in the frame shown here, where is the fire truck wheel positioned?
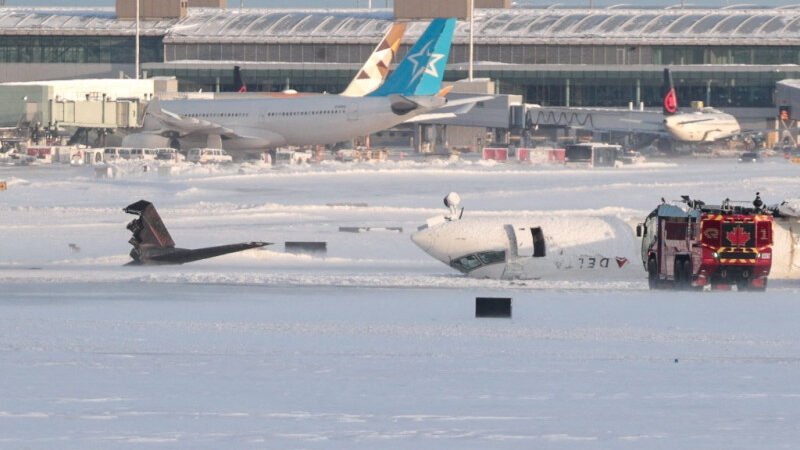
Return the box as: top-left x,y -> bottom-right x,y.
647,257 -> 659,289
675,258 -> 692,289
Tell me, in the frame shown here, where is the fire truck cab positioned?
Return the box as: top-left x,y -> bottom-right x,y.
637,196 -> 773,291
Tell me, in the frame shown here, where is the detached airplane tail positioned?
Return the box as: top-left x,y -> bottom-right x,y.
369,18 -> 456,98
234,66 -> 247,93
662,68 -> 678,116
123,200 -> 269,265
341,22 -> 407,97
124,200 -> 176,265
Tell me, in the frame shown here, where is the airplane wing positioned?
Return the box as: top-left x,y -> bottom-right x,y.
403,95 -> 497,123
673,117 -> 718,125
442,95 -> 496,108
138,99 -> 286,150
404,112 -> 459,123
144,98 -> 240,139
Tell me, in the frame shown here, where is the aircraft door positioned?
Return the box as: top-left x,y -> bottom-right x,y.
510,225 -> 534,257
504,224 -> 549,279
507,225 -> 546,257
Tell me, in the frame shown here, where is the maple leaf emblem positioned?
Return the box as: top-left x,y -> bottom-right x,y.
725,226 -> 751,247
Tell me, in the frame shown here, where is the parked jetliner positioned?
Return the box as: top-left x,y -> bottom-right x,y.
411,193 -> 640,280
661,68 -> 741,143
525,68 -> 740,146
129,18 -> 470,152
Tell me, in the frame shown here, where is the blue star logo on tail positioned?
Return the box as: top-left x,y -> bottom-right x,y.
369,18 -> 455,97
407,41 -> 445,84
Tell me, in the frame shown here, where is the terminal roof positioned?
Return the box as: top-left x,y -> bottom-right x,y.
3,7 -> 800,44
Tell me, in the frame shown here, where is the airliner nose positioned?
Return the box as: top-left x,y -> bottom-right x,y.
410,227 -> 433,251
411,227 -> 450,264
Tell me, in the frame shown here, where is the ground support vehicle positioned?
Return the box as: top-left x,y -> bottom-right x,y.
638,196 -> 773,291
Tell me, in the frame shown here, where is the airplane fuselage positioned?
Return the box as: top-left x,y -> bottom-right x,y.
160,95 -> 428,151
412,215 -> 640,280
663,110 -> 740,142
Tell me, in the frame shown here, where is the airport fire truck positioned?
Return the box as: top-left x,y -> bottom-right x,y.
637,195 -> 773,291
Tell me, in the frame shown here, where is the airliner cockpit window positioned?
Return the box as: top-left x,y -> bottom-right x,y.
451,254 -> 482,272
450,251 -> 507,273
478,250 -> 506,265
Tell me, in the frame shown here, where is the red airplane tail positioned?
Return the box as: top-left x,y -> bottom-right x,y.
662,68 -> 678,116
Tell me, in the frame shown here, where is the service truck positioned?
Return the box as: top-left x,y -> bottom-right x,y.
637,195 -> 773,291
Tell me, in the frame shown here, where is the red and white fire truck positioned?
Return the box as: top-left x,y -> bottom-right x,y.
637,195 -> 773,291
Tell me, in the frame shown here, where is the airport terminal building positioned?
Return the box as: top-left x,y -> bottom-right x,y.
2,5 -> 800,111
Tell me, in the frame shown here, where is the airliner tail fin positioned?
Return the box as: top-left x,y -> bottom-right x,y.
370,18 -> 456,97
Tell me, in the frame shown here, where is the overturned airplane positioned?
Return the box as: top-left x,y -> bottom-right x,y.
411,193 -> 639,280
124,200 -> 269,265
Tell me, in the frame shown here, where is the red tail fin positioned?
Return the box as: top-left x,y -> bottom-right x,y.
234,65 -> 247,93
662,68 -> 678,115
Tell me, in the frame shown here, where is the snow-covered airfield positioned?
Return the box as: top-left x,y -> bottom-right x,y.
1,156 -> 800,448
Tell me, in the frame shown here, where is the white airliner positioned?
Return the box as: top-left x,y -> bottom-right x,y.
125,18 -> 483,152
661,68 -> 741,143
411,193 -> 640,280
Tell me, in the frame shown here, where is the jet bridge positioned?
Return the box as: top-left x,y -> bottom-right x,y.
525,106 -> 664,136
408,95 -> 666,153
50,99 -> 140,129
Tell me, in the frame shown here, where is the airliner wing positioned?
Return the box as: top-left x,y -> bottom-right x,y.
404,112 -> 459,123
145,99 -> 239,139
403,95 -> 496,123
442,95 -> 496,108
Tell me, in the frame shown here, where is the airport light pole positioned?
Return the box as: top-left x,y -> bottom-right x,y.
135,0 -> 140,79
469,0 -> 474,81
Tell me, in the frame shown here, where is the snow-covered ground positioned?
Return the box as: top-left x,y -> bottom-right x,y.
1,157 -> 799,448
